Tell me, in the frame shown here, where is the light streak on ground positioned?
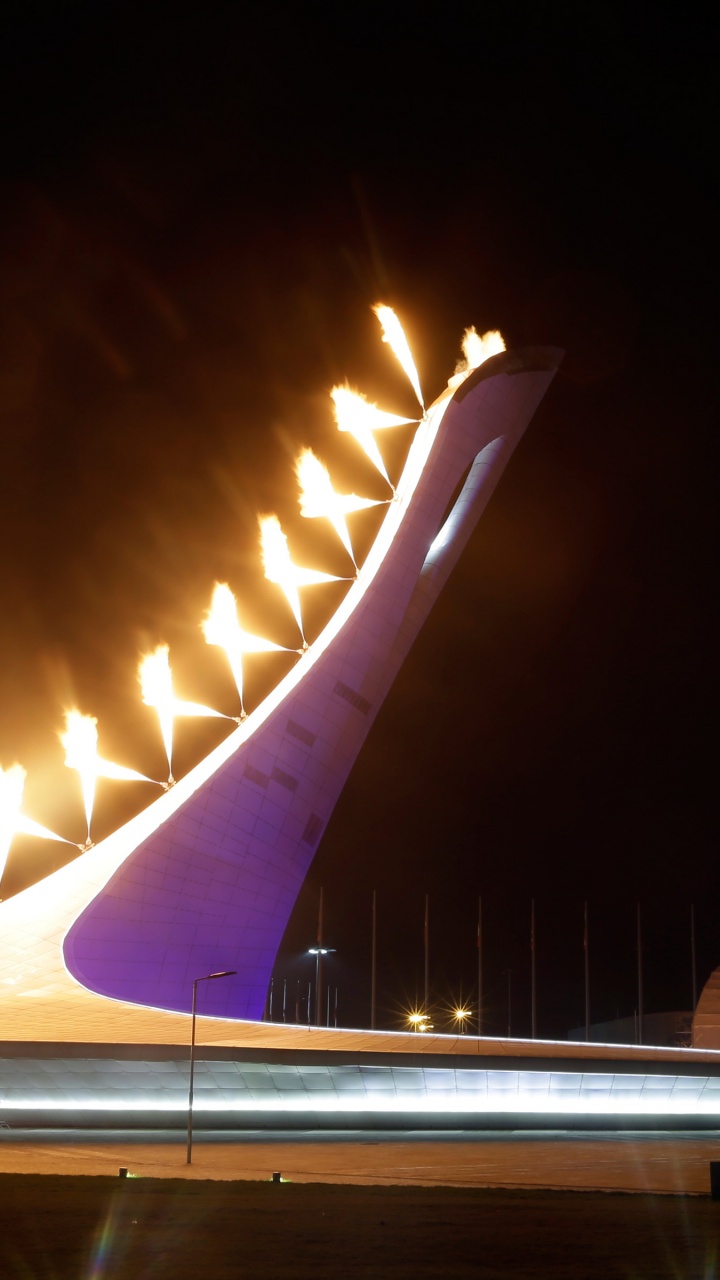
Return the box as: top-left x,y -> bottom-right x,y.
447,327 -> 506,389
330,385 -> 415,487
373,303 -> 425,411
203,582 -> 289,715
296,448 -> 383,569
0,763 -> 72,885
139,645 -> 230,784
260,515 -> 341,646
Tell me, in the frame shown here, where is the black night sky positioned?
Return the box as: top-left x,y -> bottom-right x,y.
0,6 -> 716,1039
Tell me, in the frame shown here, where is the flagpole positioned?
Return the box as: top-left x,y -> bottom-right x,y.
316,885 -> 324,1027
584,900 -> 590,1042
691,903 -> 697,1010
530,898 -> 536,1040
371,889 -> 377,1030
637,902 -> 644,1046
477,895 -> 483,1038
424,893 -> 429,1013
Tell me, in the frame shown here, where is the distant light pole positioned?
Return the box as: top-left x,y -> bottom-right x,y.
308,948 -> 334,1025
637,903 -> 644,1046
530,899 -> 536,1040
477,895 -> 483,1038
691,903 -> 697,1010
186,970 -> 236,1165
424,894 -> 430,1012
371,889 -> 377,1031
584,901 -> 590,1042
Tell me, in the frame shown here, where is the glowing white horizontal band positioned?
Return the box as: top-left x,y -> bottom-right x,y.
1,1094 -> 718,1116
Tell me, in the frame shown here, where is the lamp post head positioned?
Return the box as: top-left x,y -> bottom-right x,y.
194,969 -> 237,986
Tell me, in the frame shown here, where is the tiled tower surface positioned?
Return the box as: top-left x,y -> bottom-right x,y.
60,348 -> 562,1020
693,967 -> 720,1048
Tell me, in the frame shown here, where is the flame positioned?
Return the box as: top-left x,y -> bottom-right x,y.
447,327 -> 506,388
0,300 -> 515,893
61,712 -> 100,843
0,764 -> 25,886
259,515 -> 340,645
203,582 -> 287,714
330,386 -> 415,486
296,448 -> 382,568
139,647 -> 175,778
373,303 -> 424,411
61,710 -> 155,843
139,644 -> 229,783
0,763 -> 72,885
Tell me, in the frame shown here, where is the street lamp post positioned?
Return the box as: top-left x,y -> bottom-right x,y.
308,948 -> 334,1025
453,1006 -> 471,1034
186,969 -> 236,1166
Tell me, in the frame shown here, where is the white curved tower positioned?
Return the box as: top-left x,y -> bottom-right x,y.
1,346 -> 562,1023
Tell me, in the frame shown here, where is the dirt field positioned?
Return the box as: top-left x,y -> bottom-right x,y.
1,1127 -> 719,1195
0,1173 -> 718,1279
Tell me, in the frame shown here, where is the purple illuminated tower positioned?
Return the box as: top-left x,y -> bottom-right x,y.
62,347 -> 562,1019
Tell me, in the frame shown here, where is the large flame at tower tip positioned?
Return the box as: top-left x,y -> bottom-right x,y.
372,303 -> 425,411
447,327 -> 506,388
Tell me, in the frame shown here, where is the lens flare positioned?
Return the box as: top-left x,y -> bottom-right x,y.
203,582 -> 288,715
372,303 -> 424,411
296,448 -> 382,569
447,327 -> 506,389
330,385 -> 415,487
259,515 -> 340,646
139,645 -> 229,783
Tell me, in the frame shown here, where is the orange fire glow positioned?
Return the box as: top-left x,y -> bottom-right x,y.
61,710 -> 155,843
1,302 -> 511,873
260,514 -> 340,645
203,582 -> 287,715
372,303 -> 425,411
330,386 -> 415,487
447,327 -> 506,389
296,448 -> 381,568
139,644 -> 228,783
0,763 -> 74,886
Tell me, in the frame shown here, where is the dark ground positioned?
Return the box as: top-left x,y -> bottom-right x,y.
0,1175 -> 718,1279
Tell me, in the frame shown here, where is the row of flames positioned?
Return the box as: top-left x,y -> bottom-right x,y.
0,309 -> 504,885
